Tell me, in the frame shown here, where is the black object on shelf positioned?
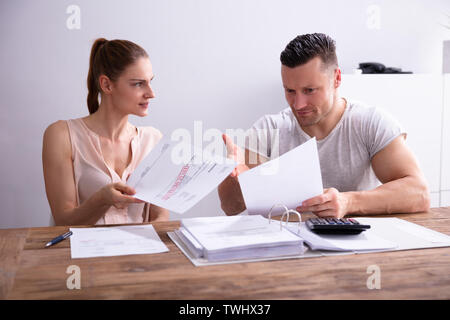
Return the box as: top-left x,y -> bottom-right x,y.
359,62 -> 412,74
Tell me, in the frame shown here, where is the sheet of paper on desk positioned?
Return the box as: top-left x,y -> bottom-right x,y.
70,225 -> 168,259
239,137 -> 323,216
127,137 -> 237,214
287,221 -> 398,251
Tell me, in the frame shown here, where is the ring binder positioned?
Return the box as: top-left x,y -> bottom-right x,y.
174,213 -> 305,262
267,204 -> 302,234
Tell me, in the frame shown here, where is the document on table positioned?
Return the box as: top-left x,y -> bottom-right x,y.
70,225 -> 169,259
127,137 -> 237,214
238,137 -> 323,216
354,217 -> 450,251
285,217 -> 450,252
286,221 -> 398,252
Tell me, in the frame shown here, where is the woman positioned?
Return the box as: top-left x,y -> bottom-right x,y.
42,38 -> 169,225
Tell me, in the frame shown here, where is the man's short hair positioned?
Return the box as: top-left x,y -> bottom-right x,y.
280,33 -> 338,69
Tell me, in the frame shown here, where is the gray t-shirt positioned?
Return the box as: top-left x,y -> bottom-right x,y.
246,99 -> 406,192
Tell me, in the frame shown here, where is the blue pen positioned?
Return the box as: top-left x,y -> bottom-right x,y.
45,231 -> 73,247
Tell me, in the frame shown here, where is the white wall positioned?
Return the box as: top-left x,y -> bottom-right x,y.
340,74 -> 444,208
441,74 -> 450,206
1,0 -> 450,228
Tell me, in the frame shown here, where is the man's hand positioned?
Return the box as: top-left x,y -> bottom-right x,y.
222,133 -> 249,177
296,188 -> 352,219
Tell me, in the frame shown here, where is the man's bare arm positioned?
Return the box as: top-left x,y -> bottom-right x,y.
298,135 -> 430,217
218,134 -> 268,215
348,135 -> 430,215
149,204 -> 170,222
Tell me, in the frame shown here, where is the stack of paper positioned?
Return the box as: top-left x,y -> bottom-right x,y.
174,215 -> 305,262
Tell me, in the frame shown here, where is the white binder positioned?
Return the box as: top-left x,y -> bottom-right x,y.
169,204 -> 450,267
173,205 -> 305,262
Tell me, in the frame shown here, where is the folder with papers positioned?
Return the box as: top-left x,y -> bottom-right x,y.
169,205 -> 450,267
174,214 -> 305,262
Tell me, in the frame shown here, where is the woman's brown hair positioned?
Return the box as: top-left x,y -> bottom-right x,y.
87,38 -> 149,114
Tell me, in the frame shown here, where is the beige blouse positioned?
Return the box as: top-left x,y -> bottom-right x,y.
66,118 -> 162,224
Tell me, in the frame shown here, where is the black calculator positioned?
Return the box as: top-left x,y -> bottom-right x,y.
306,218 -> 370,235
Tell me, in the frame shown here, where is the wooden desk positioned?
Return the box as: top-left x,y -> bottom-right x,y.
1,208 -> 450,300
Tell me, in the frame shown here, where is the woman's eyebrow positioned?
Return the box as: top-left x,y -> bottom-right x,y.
129,75 -> 155,82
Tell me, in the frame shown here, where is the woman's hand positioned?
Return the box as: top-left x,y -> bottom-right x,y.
99,182 -> 144,209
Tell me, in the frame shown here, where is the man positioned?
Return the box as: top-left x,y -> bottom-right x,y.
218,33 -> 430,218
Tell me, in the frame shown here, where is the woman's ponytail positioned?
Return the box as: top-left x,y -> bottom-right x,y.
87,38 -> 107,114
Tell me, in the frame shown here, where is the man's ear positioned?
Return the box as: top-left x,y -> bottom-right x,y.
334,67 -> 342,88
99,74 -> 113,94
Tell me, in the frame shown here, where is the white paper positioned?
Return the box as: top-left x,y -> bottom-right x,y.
238,137 -> 323,216
355,218 -> 450,250
287,217 -> 450,252
70,225 -> 169,259
388,218 -> 450,243
127,137 -> 237,214
174,228 -> 203,258
287,221 -> 398,251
